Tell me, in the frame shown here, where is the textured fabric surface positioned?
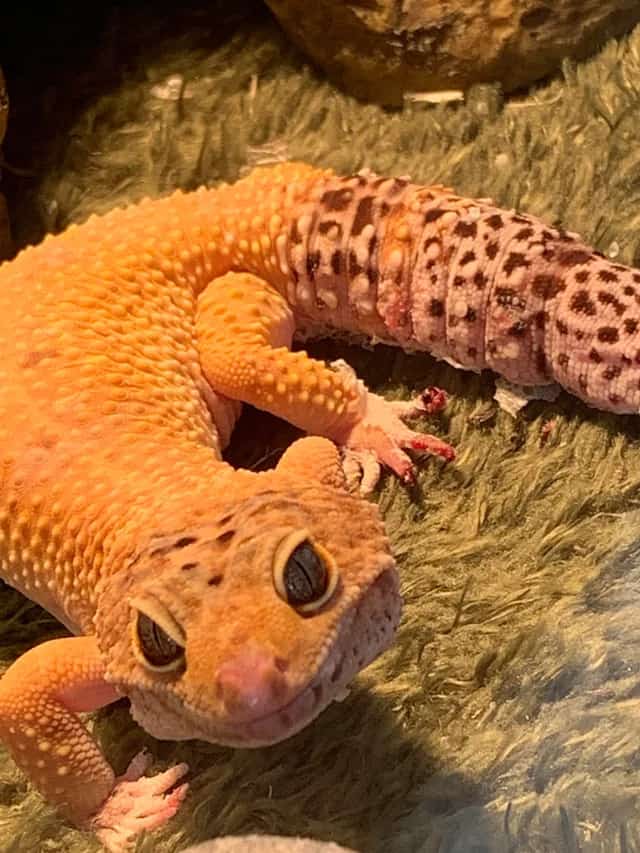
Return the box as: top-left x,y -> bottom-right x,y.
1,2 -> 640,852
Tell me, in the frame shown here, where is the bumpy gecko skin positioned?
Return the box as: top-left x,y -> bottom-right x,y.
0,162 -> 414,851
275,165 -> 640,413
0,159 -> 632,849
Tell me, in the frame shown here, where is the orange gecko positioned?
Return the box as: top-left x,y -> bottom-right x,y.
0,162 -> 454,850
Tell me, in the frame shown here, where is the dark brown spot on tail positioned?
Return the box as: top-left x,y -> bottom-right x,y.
429,299 -> 445,317
424,208 -> 446,223
532,274 -> 564,300
597,327 -> 619,344
597,291 -> 625,316
570,290 -> 596,316
514,227 -> 535,241
321,188 -> 353,211
486,214 -> 504,230
603,365 -> 622,380
318,220 -> 343,238
560,249 -> 592,267
454,220 -> 477,239
503,252 -> 529,275
474,271 -> 487,289
352,196 -> 375,236
485,241 -> 499,260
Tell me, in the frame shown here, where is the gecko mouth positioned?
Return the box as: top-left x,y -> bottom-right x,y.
211,565 -> 402,747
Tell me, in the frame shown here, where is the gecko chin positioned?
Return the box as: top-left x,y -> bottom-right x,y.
125,564 -> 401,747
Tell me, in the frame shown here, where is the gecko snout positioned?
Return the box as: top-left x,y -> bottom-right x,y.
215,648 -> 290,719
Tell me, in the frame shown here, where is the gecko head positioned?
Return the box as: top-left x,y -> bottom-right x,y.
94,437 -> 401,747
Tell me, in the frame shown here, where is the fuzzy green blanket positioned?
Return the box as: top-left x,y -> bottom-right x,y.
1,2 -> 640,851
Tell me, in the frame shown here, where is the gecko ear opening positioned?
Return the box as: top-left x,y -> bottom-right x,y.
275,436 -> 347,491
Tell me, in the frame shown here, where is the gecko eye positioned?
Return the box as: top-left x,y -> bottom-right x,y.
273,530 -> 339,613
135,612 -> 185,672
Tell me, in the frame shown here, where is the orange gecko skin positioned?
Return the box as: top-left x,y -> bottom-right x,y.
0,162 -> 414,851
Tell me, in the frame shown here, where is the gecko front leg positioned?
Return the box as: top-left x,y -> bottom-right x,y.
0,636 -> 188,851
195,271 -> 454,488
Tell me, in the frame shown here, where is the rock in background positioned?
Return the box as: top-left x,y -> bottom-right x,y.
265,0 -> 640,105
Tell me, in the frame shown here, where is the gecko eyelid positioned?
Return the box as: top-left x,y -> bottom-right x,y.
273,529 -> 339,613
129,597 -> 186,672
134,612 -> 186,672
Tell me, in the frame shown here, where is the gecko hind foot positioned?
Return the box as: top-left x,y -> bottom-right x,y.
92,751 -> 189,852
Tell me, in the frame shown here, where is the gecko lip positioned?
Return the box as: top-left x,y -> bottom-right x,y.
191,563 -> 401,747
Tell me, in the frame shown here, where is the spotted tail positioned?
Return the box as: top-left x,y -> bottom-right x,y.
279,169 -> 640,415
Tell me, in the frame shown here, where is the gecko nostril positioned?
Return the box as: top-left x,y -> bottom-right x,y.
274,656 -> 289,673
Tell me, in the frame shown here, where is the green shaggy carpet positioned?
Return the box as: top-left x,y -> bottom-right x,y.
2,2 -> 640,851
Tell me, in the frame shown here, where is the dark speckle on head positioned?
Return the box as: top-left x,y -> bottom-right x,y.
175,536 -> 198,549
216,530 -> 235,544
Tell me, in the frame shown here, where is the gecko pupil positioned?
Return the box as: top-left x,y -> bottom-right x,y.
284,541 -> 328,606
137,612 -> 184,668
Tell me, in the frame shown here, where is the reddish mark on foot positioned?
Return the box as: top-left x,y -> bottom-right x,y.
410,435 -> 456,462
421,386 -> 448,415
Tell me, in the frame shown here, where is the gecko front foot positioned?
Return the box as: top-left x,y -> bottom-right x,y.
330,361 -> 455,493
92,751 -> 189,852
